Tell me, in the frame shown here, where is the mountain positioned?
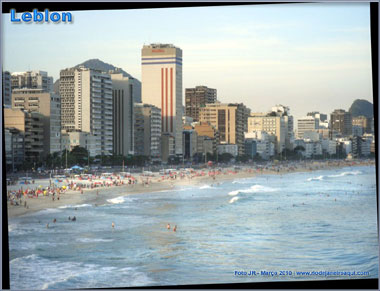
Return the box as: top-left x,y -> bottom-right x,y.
74,59 -> 132,78
348,99 -> 374,118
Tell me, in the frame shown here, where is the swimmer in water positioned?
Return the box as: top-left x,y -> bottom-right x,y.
53,218 -> 57,223
46,223 -> 49,228
68,216 -> 71,220
173,225 -> 177,232
112,222 -> 115,229
72,216 -> 76,221
167,223 -> 170,230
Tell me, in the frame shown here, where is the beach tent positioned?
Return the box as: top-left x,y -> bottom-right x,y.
71,165 -> 84,170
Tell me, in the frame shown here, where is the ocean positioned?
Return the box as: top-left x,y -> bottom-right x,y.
8,165 -> 378,289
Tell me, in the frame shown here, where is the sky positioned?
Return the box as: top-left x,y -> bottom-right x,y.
2,3 -> 373,122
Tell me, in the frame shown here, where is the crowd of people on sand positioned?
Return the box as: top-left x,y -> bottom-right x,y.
7,159 -> 374,211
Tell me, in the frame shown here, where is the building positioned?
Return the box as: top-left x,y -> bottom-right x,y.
2,71 -> 12,106
185,85 -> 217,121
193,121 -> 219,153
134,103 -> 162,159
330,109 -> 352,137
200,102 -> 248,155
297,116 -> 319,139
61,130 -> 97,157
303,141 -> 322,158
217,144 -> 238,157
60,67 -> 113,156
352,116 -> 371,134
12,88 -> 61,154
244,131 -> 275,160
141,43 -> 183,157
271,105 -> 294,149
244,139 -> 257,158
11,71 -> 53,92
183,129 -> 198,160
303,131 -> 320,142
161,133 -> 175,163
4,108 -> 45,162
248,113 -> 286,154
5,128 -> 25,171
321,139 -> 337,156
110,72 -> 135,156
352,125 -> 363,137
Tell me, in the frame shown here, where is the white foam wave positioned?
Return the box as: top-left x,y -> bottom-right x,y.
76,238 -> 113,243
232,179 -> 253,184
307,175 -> 324,181
10,253 -> 154,289
228,184 -> 278,196
199,185 -> 214,189
229,197 -> 239,203
328,171 -> 361,178
107,196 -> 127,204
58,204 -> 91,209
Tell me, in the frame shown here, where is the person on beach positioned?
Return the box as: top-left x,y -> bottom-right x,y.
167,223 -> 170,230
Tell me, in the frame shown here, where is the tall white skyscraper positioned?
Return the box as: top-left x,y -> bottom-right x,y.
60,67 -> 113,156
141,43 -> 183,158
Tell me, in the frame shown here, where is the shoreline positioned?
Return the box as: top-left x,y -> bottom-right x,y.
6,160 -> 375,219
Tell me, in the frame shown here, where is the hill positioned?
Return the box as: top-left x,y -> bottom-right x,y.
348,99 -> 373,118
74,59 -> 132,78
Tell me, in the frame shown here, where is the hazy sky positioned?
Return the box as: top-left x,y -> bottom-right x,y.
2,3 -> 373,121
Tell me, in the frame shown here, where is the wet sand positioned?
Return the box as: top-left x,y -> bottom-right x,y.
6,160 -> 374,218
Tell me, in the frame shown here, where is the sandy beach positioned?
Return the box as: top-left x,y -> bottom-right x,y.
6,159 -> 375,219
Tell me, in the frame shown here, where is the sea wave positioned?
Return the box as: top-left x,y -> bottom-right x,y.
307,171 -> 362,182
228,184 -> 278,196
199,185 -> 215,189
10,253 -> 154,289
307,175 -> 324,181
76,238 -> 114,243
58,204 -> 91,209
229,197 -> 239,204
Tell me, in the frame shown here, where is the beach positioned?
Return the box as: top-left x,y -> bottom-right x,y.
6,159 -> 375,219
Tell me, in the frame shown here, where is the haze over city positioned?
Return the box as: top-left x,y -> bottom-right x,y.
3,3 -> 373,121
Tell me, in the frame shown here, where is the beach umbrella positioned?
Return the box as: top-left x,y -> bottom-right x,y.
62,186 -> 66,190
39,185 -> 42,188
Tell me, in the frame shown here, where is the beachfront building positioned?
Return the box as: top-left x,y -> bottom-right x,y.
244,139 -> 257,158
244,131 -> 275,160
60,67 -> 113,156
200,102 -> 249,156
304,141 -> 322,158
303,131 -> 320,142
185,85 -> 217,121
193,121 -> 220,154
110,72 -> 136,156
11,71 -> 53,92
352,125 -> 364,137
247,112 -> 286,154
2,71 -> 12,106
4,108 -> 45,162
297,116 -> 319,139
5,128 -> 25,171
271,105 -> 294,150
61,130 -> 97,157
12,88 -> 61,155
352,116 -> 371,134
321,139 -> 337,156
217,144 -> 238,157
134,103 -> 162,160
330,109 -> 352,138
141,44 -> 183,160
183,129 -> 198,160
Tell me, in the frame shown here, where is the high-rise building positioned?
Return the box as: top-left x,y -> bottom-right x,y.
2,71 -> 12,106
5,128 -> 25,171
110,72 -> 135,156
4,108 -> 45,162
134,103 -> 162,159
200,103 -> 248,155
194,121 -> 220,154
307,111 -> 328,128
352,116 -> 371,134
61,130 -> 97,157
271,105 -> 293,150
185,85 -> 217,121
11,71 -> 53,92
330,109 -> 352,137
141,43 -> 183,157
297,116 -> 319,139
60,67 -> 113,156
248,113 -> 286,154
11,88 -> 61,154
